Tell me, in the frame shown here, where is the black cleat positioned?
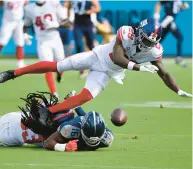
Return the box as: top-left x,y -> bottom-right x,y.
56,72 -> 62,83
0,70 -> 16,83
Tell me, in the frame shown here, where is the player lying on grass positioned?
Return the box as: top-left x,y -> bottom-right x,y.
0,91 -> 75,147
20,91 -> 114,152
0,18 -> 192,116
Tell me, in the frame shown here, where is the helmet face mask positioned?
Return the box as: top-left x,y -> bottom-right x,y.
81,111 -> 106,147
136,18 -> 162,50
36,0 -> 46,5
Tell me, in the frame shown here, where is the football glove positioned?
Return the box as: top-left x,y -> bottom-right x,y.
24,33 -> 33,46
139,65 -> 159,73
43,19 -> 59,30
65,140 -> 79,152
177,90 -> 192,98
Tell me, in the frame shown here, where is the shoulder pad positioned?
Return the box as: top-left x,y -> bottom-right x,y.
117,26 -> 134,41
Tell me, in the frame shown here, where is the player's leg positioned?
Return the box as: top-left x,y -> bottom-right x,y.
38,41 -> 58,96
160,15 -> 173,43
0,20 -> 15,51
74,25 -> 87,77
53,36 -> 65,83
49,71 -> 110,113
84,24 -> 94,50
0,51 -> 97,83
13,20 -> 25,68
170,22 -> 185,67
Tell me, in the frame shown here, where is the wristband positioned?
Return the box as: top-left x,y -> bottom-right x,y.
54,143 -> 66,152
127,61 -> 136,70
154,13 -> 160,20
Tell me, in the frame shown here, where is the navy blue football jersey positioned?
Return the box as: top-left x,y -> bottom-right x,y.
71,0 -> 92,25
58,116 -> 114,151
160,0 -> 183,17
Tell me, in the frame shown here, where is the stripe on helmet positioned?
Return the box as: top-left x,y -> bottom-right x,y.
153,20 -> 159,37
93,111 -> 96,135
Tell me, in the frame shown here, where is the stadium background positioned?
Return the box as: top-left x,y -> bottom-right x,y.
0,0 -> 192,56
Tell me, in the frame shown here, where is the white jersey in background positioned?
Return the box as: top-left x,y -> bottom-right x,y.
24,1 -> 67,41
3,0 -> 25,21
0,112 -> 43,146
0,0 -> 26,47
24,1 -> 67,61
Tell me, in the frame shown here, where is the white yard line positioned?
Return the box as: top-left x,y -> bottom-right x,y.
120,101 -> 192,109
0,163 -> 179,169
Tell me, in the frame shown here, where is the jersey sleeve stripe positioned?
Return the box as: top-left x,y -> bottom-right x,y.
117,27 -> 123,41
156,53 -> 163,60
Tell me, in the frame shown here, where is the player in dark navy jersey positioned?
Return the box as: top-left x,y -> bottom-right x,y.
154,0 -> 189,67
44,109 -> 114,152
64,0 -> 101,78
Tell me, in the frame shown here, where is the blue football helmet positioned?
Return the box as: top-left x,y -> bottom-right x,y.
136,18 -> 162,50
81,111 -> 106,147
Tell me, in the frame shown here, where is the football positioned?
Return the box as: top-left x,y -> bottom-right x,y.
110,108 -> 127,126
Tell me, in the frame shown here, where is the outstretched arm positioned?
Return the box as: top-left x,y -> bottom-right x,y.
112,37 -> 158,73
44,131 -> 78,152
151,60 -> 192,97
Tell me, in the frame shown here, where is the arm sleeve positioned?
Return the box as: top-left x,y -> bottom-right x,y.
74,107 -> 86,116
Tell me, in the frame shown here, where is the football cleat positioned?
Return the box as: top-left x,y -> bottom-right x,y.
0,70 -> 16,83
64,90 -> 76,100
56,72 -> 62,83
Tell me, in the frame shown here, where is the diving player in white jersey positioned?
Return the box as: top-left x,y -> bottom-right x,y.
23,0 -> 69,97
0,18 -> 192,114
0,0 -> 28,68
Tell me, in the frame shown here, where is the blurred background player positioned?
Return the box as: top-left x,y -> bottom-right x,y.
0,0 -> 28,68
154,0 -> 189,67
91,14 -> 115,44
64,0 -> 101,78
23,0 -> 69,98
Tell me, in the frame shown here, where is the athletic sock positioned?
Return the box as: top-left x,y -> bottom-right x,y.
45,72 -> 57,94
14,61 -> 58,76
49,88 -> 93,113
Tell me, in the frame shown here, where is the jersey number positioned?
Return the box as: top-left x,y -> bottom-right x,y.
35,14 -> 53,30
71,128 -> 80,137
21,123 -> 43,143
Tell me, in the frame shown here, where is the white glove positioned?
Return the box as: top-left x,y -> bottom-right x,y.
24,33 -> 33,46
139,65 -> 159,73
177,89 -> 192,98
43,18 -> 59,30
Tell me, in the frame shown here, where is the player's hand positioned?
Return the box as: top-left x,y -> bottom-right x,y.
65,140 -> 79,152
24,33 -> 33,46
139,65 -> 159,73
43,19 -> 59,30
177,90 -> 192,98
182,2 -> 189,10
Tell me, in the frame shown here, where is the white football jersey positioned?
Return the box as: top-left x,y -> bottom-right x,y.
24,1 -> 67,40
3,0 -> 25,21
0,112 -> 42,146
93,26 -> 163,73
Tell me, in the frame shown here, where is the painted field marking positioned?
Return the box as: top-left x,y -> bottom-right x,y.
0,163 -> 179,169
121,101 -> 192,109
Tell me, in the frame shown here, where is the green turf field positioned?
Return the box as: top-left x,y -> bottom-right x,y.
0,58 -> 192,169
